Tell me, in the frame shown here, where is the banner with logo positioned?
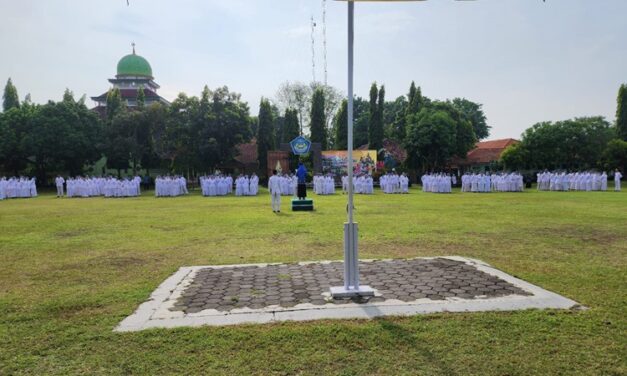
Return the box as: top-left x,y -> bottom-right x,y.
321,150 -> 377,176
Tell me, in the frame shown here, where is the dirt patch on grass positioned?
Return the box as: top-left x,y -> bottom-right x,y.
56,255 -> 150,271
55,229 -> 88,238
531,225 -> 619,246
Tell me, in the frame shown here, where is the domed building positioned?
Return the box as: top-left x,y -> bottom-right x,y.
91,45 -> 169,114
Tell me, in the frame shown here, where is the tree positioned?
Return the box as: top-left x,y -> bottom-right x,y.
257,98 -> 275,178
370,85 -> 385,150
153,93 -> 197,173
601,139 -> 627,172
0,105 -> 35,174
106,88 -> 123,120
271,104 -> 284,147
450,98 -> 490,140
334,99 -> 348,150
311,83 -> 343,146
406,81 -> 423,116
62,88 -> 74,103
617,84 -> 627,141
275,81 -> 311,134
3,78 -> 20,112
22,97 -> 103,180
137,86 -> 145,109
404,101 -> 475,172
368,83 -> 378,149
500,143 -> 528,171
309,88 -> 327,150
353,97 -> 370,148
384,96 -> 408,141
282,108 -> 300,144
405,108 -> 456,172
198,86 -> 252,172
514,117 -> 614,170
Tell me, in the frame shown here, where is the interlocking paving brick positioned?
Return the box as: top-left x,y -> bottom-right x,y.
173,258 -> 531,313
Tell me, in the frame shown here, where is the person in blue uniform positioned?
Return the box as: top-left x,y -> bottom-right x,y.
296,162 -> 307,200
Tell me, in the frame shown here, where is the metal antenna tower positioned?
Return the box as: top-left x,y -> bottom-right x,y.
322,0 -> 328,86
311,16 -> 317,83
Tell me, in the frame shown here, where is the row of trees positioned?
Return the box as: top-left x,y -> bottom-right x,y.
1,76 -> 493,180
500,85 -> 627,172
1,80 -> 102,180
0,79 -> 254,181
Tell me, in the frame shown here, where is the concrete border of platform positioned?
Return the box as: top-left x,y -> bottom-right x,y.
115,256 -> 581,332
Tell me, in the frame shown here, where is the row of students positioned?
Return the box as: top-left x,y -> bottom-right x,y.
313,175 -> 335,195
61,176 -> 141,198
0,177 -> 37,199
461,173 -> 524,193
155,176 -> 188,197
199,175 -> 233,197
380,172 -> 410,194
235,174 -> 259,196
537,171 -> 622,192
340,175 -> 375,195
421,173 -> 453,194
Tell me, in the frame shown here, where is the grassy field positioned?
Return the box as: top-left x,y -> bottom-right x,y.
1,187 -> 626,375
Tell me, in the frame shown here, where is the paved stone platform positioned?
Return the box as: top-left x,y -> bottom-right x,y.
174,258 -> 530,313
116,257 -> 580,332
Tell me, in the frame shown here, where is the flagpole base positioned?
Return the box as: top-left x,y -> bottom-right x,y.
330,285 -> 375,298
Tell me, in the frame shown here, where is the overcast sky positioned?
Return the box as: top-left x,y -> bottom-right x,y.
1,0 -> 625,139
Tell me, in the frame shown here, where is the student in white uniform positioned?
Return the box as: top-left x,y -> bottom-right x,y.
55,176 -> 65,197
615,169 -> 623,192
268,170 -> 282,213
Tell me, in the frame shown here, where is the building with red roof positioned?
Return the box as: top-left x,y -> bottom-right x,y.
452,138 -> 519,171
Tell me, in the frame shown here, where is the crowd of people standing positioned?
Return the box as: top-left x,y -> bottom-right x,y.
461,173 -> 524,193
199,175 -> 232,197
380,172 -> 410,194
313,175 -> 335,195
341,175 -> 374,195
155,176 -> 189,197
59,176 -> 141,198
537,171 -> 622,192
421,173 -> 454,194
0,177 -> 37,200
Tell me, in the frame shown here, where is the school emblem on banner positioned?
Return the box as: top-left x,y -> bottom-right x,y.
290,136 -> 312,155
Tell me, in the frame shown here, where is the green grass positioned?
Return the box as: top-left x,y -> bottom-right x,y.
1,187 -> 626,375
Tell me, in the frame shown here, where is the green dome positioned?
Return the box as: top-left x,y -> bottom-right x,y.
116,53 -> 153,78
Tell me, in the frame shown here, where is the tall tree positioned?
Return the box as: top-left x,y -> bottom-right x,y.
275,81 -> 311,134
282,108 -> 300,144
334,99 -> 348,150
0,104 -> 35,174
62,88 -> 74,103
106,88 -> 123,120
153,92 -> 197,173
384,96 -> 408,141
257,98 -> 275,178
404,101 -> 475,172
617,84 -> 627,141
450,98 -> 490,140
353,97 -> 370,148
271,104 -> 285,147
309,88 -> 327,150
3,78 -> 20,112
370,85 -> 385,150
368,83 -> 378,149
137,86 -> 146,109
406,82 -> 423,117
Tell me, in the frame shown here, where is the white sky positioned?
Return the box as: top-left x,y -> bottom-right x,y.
1,0 -> 625,139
